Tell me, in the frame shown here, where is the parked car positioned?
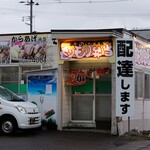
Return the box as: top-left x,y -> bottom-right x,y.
0,86 -> 41,134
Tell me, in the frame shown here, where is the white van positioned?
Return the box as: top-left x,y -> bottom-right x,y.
0,86 -> 41,134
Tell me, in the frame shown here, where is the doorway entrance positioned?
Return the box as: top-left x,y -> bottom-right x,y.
95,71 -> 111,130
71,69 -> 111,130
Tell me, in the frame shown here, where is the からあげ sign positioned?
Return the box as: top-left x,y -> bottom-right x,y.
11,34 -> 47,63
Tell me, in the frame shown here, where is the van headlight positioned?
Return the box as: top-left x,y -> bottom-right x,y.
16,106 -> 27,114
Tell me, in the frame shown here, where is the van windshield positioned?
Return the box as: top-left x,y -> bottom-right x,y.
0,87 -> 24,102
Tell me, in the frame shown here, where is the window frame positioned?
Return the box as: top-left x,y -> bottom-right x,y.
144,73 -> 150,100
135,71 -> 144,100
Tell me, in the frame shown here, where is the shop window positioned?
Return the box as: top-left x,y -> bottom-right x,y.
145,74 -> 150,99
96,73 -> 111,94
22,66 -> 40,84
135,72 -> 143,99
0,66 -> 41,94
20,66 -> 41,94
72,80 -> 93,94
0,67 -> 19,93
96,80 -> 111,94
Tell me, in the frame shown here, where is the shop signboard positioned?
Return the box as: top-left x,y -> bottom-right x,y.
27,73 -> 57,127
135,38 -> 150,69
0,34 -> 47,64
59,40 -> 115,63
116,39 -> 135,117
0,36 -> 11,64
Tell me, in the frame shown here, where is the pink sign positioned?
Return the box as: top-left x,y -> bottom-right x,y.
135,41 -> 150,67
60,41 -> 113,60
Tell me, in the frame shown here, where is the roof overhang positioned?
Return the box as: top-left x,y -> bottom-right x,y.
51,29 -> 124,40
24,68 -> 57,74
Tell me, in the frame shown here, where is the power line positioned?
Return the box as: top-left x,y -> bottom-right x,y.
32,9 -> 150,17
1,4 -> 149,18
47,0 -> 131,3
1,6 -> 150,18
0,0 -> 131,5
19,12 -> 150,17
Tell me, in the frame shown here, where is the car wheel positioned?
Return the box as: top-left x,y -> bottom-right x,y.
1,117 -> 17,134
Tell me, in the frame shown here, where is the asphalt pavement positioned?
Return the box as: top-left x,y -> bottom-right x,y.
0,128 -> 150,150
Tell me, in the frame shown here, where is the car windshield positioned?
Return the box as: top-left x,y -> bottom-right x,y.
0,87 -> 24,102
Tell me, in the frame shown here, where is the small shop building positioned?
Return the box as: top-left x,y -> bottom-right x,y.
0,32 -> 59,129
51,28 -> 150,135
0,29 -> 150,135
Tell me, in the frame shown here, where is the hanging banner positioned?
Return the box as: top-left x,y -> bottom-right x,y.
67,67 -> 110,86
96,67 -> 110,75
67,69 -> 89,86
116,39 -> 135,117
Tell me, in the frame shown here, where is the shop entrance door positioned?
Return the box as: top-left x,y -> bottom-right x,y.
72,77 -> 94,122
95,72 -> 111,130
71,69 -> 111,129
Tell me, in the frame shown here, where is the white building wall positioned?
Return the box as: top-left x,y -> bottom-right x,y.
43,34 -> 58,69
121,100 -> 150,134
61,62 -> 71,127
120,36 -> 150,135
143,101 -> 150,130
122,101 -> 144,134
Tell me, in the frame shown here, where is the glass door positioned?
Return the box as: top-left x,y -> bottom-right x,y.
71,68 -> 111,129
95,72 -> 111,130
72,79 -> 94,121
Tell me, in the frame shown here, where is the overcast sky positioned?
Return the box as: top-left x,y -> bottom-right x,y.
0,0 -> 150,34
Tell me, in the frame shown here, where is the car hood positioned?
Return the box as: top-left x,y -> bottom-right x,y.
14,101 -> 40,114
13,101 -> 37,108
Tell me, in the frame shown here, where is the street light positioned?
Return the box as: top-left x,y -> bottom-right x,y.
19,0 -> 39,33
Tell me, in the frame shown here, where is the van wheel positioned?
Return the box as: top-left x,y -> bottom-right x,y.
1,117 -> 17,134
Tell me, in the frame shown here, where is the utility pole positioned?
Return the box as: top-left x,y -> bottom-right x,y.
30,0 -> 33,33
20,0 -> 39,33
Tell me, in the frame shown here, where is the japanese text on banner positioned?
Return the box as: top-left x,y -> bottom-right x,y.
116,39 -> 134,117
